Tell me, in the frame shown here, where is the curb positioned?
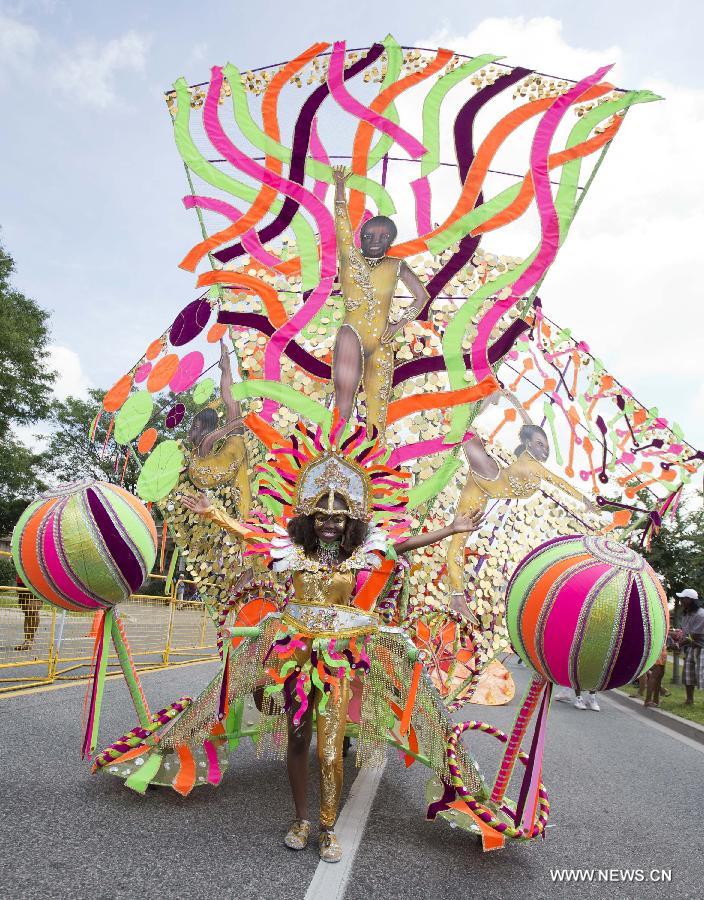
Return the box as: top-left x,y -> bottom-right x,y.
610,689 -> 704,746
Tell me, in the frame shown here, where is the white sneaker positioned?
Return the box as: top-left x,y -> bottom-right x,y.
555,690 -> 574,703
573,696 -> 587,710
584,693 -> 600,711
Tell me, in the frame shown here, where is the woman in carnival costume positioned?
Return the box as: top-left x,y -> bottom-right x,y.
97,416 -> 484,863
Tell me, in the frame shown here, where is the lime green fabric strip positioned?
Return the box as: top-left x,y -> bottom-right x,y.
62,496 -> 125,605
421,54 -> 503,177
224,63 -> 395,215
173,77 -> 319,288
230,381 -> 331,429
576,571 -> 628,689
407,454 -> 462,509
125,751 -> 163,794
367,35 -> 404,172
110,612 -> 151,727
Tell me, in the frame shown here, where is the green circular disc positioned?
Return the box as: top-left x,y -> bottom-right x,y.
192,378 -> 215,405
136,440 -> 184,502
114,391 -> 154,445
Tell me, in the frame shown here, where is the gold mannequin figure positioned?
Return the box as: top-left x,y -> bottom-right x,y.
332,166 -> 429,437
447,391 -> 595,616
186,340 -> 251,516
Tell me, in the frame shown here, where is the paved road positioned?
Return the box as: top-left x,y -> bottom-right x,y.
1,661 -> 700,899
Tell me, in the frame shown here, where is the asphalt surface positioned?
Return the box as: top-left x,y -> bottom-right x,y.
1,661 -> 701,900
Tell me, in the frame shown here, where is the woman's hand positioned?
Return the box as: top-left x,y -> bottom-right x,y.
181,493 -> 212,516
332,164 -> 351,186
450,508 -> 485,535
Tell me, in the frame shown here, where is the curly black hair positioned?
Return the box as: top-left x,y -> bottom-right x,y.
287,514 -> 368,560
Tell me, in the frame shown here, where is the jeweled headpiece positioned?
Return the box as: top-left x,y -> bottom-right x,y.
252,414 -> 412,532
294,451 -> 371,521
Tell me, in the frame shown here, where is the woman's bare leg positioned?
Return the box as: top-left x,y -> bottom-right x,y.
333,326 -> 363,420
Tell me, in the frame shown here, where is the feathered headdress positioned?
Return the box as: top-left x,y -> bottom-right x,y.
248,410 -> 412,531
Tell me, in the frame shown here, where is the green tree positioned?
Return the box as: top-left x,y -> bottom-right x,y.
645,501 -> 704,605
0,238 -> 56,533
43,388 -> 199,493
0,239 -> 55,438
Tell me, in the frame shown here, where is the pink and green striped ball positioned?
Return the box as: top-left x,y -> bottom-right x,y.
11,480 -> 157,612
506,535 -> 668,692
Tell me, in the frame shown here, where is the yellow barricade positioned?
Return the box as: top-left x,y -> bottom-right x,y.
0,566 -> 225,693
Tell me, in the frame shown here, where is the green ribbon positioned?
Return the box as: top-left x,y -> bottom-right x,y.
125,751 -> 163,794
173,77 -> 319,289
420,55 -> 503,177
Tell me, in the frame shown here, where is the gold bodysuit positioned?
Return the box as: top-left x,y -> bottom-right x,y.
335,199 -> 402,436
202,506 -> 377,827
188,434 -> 251,517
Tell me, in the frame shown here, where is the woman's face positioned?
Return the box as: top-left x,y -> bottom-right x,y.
528,429 -> 550,462
313,495 -> 348,543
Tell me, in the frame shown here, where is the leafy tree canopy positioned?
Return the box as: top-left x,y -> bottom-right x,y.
0,238 -> 55,439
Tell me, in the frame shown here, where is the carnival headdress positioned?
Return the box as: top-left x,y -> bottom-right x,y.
294,451 -> 370,520
250,412 -> 411,531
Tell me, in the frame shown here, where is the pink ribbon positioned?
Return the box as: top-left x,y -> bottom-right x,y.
327,41 -> 427,159
183,195 -> 283,269
411,177 -> 432,234
387,431 -> 475,467
202,66 -> 337,418
470,66 -> 612,382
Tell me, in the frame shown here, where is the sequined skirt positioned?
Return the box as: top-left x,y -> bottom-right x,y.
97,610 -> 484,800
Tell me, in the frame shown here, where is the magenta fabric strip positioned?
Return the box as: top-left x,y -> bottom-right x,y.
309,117 -> 330,202
542,562 -> 610,685
213,44 -> 385,266
411,177 -> 432,235
470,65 -> 612,381
44,508 -> 103,610
202,739 -> 223,785
183,195 -> 283,268
387,431 -> 474,467
327,41 -> 427,159
202,66 -> 337,419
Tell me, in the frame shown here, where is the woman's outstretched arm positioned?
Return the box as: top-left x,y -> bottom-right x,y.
393,508 -> 485,556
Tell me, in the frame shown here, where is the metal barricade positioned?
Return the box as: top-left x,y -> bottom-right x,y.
0,557 -> 224,693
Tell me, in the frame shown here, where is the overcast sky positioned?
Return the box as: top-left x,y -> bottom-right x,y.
2,0 -> 703,449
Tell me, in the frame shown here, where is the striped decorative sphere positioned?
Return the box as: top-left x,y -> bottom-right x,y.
11,481 -> 157,612
506,535 -> 668,692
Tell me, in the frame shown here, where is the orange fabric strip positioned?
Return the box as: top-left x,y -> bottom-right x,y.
20,500 -> 84,611
448,800 -> 506,851
400,661 -> 423,736
353,557 -> 395,611
244,412 -> 287,450
386,374 -> 498,425
388,83 -> 612,257
473,118 -> 622,235
173,744 -> 197,796
196,270 -> 288,327
348,49 -> 453,227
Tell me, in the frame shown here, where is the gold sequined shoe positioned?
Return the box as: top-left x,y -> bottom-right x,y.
284,819 -> 311,850
318,830 -> 343,863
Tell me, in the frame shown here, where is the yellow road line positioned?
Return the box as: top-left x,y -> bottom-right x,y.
0,657 -> 217,699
